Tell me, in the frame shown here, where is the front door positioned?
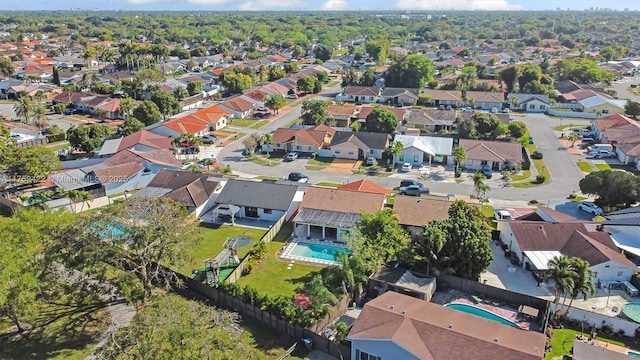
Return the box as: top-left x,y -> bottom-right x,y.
246,207 -> 258,218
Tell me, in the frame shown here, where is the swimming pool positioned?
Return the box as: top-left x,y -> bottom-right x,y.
284,241 -> 350,264
629,351 -> 640,358
445,303 -> 523,329
622,304 -> 640,323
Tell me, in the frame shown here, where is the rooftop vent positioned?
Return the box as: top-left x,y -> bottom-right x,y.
448,324 -> 453,329
389,305 -> 394,310
494,338 -> 499,342
401,310 -> 406,315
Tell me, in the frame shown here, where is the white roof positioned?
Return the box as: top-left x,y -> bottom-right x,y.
97,138 -> 122,157
523,250 -> 563,271
394,134 -> 453,157
608,230 -> 640,258
579,96 -> 626,110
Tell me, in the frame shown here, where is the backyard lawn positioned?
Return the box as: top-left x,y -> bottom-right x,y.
0,300 -> 110,360
180,224 -> 267,276
545,327 -> 640,360
237,223 -> 321,298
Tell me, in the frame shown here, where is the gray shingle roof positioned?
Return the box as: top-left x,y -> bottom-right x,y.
292,208 -> 362,228
215,179 -> 299,211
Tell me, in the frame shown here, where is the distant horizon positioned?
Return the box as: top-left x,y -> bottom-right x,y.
1,1 -> 638,12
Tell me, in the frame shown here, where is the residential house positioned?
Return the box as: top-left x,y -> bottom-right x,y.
393,195 -> 479,238
466,91 -> 504,111
52,91 -> 87,105
217,96 -> 254,119
133,169 -> 223,216
100,71 -> 135,85
602,206 -> 640,258
421,89 -> 462,108
242,88 -> 271,106
393,134 -> 454,166
348,291 -> 546,360
270,124 -> 335,154
591,114 -> 640,165
328,132 -> 390,160
209,179 -> 301,224
576,95 -> 626,116
259,82 -> 290,96
0,79 -> 23,99
380,88 -> 420,106
405,109 -> 456,132
98,130 -> 174,157
188,105 -> 231,131
500,220 -> 637,286
49,148 -> 181,198
292,186 -> 386,242
72,94 -> 122,119
506,93 -> 550,113
325,104 -> 358,127
147,116 -> 209,138
357,106 -> 406,125
337,179 -> 391,196
336,86 -> 382,104
459,139 -> 522,171
555,80 -> 604,99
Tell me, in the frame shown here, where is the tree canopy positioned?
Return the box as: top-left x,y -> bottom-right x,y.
386,54 -> 435,89
579,170 -> 640,210
457,113 -> 506,140
300,100 -> 327,125
133,100 -> 163,126
365,108 -> 398,134
67,123 -> 111,153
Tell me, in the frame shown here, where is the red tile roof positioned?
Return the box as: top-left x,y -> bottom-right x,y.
164,116 -> 209,134
118,130 -> 173,152
91,162 -> 144,184
219,96 -> 253,112
300,187 -> 385,214
337,179 -> 391,195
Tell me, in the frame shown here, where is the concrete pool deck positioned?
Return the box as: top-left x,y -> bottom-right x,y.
279,238 -> 348,266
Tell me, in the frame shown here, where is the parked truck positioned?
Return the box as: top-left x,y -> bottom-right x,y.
588,144 -> 613,154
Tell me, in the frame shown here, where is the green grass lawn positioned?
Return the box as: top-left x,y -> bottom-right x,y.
533,159 -> 551,182
510,170 -> 531,181
577,161 -> 593,173
315,182 -> 342,187
242,318 -> 307,359
229,118 -> 260,127
247,154 -> 279,166
545,328 -> 640,360
237,223 -> 321,298
180,224 -> 267,276
307,157 -> 334,166
596,163 -> 612,171
45,141 -> 70,151
0,301 -> 110,360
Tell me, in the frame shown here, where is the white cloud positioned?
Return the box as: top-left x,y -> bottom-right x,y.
319,0 -> 350,10
238,0 -> 306,10
128,0 -> 233,4
395,0 -> 523,10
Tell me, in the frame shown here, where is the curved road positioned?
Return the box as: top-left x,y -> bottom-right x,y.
217,90 -> 592,205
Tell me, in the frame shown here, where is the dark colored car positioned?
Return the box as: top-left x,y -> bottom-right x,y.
287,172 -> 309,183
531,151 -> 543,159
400,179 -> 424,188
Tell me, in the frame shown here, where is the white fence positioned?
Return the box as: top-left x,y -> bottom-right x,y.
547,108 -> 598,119
551,303 -> 640,335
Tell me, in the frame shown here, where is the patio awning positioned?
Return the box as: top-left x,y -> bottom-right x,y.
609,232 -> 640,258
211,204 -> 240,216
523,250 -> 563,271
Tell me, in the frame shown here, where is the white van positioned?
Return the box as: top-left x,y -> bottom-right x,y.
495,210 -> 513,221
588,144 -> 613,154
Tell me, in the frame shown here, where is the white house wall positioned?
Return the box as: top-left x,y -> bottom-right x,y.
350,339 -> 421,360
397,147 -> 425,166
591,261 -> 634,284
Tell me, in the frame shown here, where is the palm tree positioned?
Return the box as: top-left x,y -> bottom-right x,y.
260,133 -> 273,156
173,86 -> 189,102
301,275 -> 338,320
544,255 -> 576,307
332,252 -> 368,304
14,95 -> 34,124
472,171 -> 491,199
32,105 -> 48,133
389,140 -> 403,168
264,94 -> 285,114
564,257 -> 595,316
118,97 -> 135,119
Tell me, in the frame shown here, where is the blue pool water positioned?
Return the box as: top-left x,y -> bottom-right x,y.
289,242 -> 350,262
629,351 -> 640,358
96,223 -> 129,238
445,303 -> 523,329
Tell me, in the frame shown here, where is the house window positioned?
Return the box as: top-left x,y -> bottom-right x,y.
348,151 -> 354,155
617,271 -> 624,276
335,149 -> 341,154
602,109 -> 609,114
246,207 -> 258,218
296,145 -> 302,151
529,104 -> 535,109
413,154 -> 419,162
356,349 -> 382,360
277,143 -> 284,149
480,160 -> 488,166
399,154 -> 404,161
541,105 -> 546,110
308,146 -> 313,151
264,209 -> 272,214
370,149 -> 375,155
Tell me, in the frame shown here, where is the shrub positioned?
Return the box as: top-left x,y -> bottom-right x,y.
536,175 -> 546,184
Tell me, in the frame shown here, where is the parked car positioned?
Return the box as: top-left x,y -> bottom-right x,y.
481,166 -> 493,179
400,179 -> 424,188
401,163 -> 412,172
256,106 -> 268,111
578,201 -> 603,216
495,210 -> 513,221
462,107 -> 474,113
531,151 -> 543,159
287,172 -> 309,183
398,185 -> 430,197
365,156 -> 376,166
181,162 -> 195,170
593,150 -> 616,159
528,136 -> 534,144
201,134 -> 217,144
284,152 -> 299,161
286,94 -> 299,99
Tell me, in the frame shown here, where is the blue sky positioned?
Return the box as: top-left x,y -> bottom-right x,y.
2,0 -> 638,11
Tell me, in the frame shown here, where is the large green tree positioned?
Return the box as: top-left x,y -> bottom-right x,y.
365,108 -> 398,134
563,257 -> 595,316
411,201 -> 493,279
66,123 -> 111,153
351,208 -> 411,272
151,91 -> 180,120
99,294 -> 263,359
5,145 -> 61,183
365,35 -> 390,65
544,255 -> 576,306
14,96 -> 34,124
386,54 -> 435,89
579,170 -> 640,209
0,56 -> 14,76
133,100 -> 163,126
264,94 -> 286,114
186,80 -> 203,96
300,100 -> 327,125
118,117 -> 145,136
625,100 -> 640,119
508,121 -> 527,139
